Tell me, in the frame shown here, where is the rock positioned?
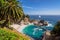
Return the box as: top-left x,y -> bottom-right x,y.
27,19 -> 48,26
44,21 -> 48,26
42,30 -> 51,40
39,20 -> 44,23
38,23 -> 43,26
55,36 -> 60,40
38,20 -> 48,26
32,20 -> 38,25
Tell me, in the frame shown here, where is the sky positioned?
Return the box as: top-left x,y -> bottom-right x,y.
18,0 -> 60,15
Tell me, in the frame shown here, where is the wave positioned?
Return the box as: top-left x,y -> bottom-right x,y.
46,23 -> 53,27
33,28 -> 43,35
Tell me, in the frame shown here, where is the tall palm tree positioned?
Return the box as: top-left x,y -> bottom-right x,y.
0,0 -> 24,28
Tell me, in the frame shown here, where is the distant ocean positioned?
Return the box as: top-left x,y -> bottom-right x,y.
29,15 -> 60,24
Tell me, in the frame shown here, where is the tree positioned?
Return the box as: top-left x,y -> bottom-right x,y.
0,0 -> 24,28
25,15 -> 30,18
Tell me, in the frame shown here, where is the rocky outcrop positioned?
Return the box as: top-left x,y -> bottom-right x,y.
42,30 -> 60,40
42,30 -> 51,40
38,20 -> 48,26
31,20 -> 48,26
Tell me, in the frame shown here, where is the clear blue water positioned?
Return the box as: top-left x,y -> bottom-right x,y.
23,25 -> 44,38
30,15 -> 60,24
23,25 -> 53,40
22,15 -> 60,40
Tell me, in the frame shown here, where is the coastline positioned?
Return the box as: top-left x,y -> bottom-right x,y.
10,24 -> 28,32
10,24 -> 34,40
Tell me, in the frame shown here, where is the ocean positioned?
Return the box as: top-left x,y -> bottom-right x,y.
22,15 -> 60,40
29,15 -> 60,24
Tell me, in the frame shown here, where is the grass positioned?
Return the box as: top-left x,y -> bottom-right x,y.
0,28 -> 31,40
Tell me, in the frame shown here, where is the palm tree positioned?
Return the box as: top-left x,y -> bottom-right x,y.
0,0 -> 24,28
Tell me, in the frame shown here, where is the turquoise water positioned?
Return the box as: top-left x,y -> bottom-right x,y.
22,25 -> 54,40
22,15 -> 60,40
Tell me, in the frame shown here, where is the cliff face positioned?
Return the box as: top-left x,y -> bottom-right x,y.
42,30 -> 51,40
42,31 -> 60,40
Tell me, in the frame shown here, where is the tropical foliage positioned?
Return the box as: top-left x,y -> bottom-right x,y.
0,0 -> 30,40
0,0 -> 24,28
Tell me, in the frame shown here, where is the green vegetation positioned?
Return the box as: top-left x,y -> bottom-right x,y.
0,0 -> 24,28
51,21 -> 60,36
25,15 -> 30,18
0,28 -> 30,40
0,0 -> 31,40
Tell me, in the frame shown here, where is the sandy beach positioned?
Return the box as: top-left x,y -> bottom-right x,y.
10,24 -> 28,33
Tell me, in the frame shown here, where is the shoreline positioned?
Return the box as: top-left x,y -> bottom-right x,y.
10,24 -> 28,32
10,22 -> 52,40
10,24 -> 34,40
